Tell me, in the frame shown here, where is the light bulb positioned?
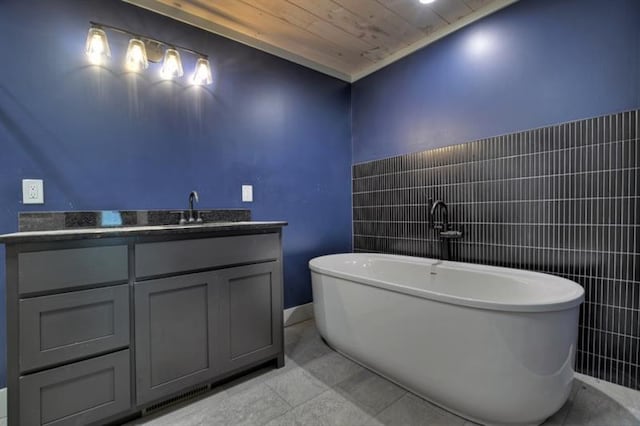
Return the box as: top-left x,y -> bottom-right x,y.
419,0 -> 436,4
160,48 -> 183,79
192,58 -> 212,85
125,39 -> 149,72
85,27 -> 110,65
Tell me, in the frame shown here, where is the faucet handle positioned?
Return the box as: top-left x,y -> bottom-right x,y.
170,210 -> 187,225
440,229 -> 463,239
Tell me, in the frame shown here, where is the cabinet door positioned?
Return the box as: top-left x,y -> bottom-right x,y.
217,262 -> 283,373
135,271 -> 219,405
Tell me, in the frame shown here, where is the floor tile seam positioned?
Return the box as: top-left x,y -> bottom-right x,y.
577,377 -> 640,417
557,388 -> 581,426
370,388 -> 408,417
222,383 -> 294,426
326,366 -> 367,389
372,392 -> 415,421
261,379 -> 296,412
253,397 -> 293,426
331,378 -> 404,418
271,388 -> 346,425
329,361 -> 418,417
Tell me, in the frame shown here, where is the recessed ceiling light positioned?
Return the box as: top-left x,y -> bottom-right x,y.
419,0 -> 436,4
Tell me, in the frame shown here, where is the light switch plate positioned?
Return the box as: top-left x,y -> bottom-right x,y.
22,179 -> 44,204
242,185 -> 253,202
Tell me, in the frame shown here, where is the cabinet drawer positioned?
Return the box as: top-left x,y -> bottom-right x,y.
135,233 -> 279,278
19,350 -> 131,426
20,285 -> 130,372
18,245 -> 128,295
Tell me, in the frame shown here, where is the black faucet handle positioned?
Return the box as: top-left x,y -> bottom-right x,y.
440,229 -> 463,239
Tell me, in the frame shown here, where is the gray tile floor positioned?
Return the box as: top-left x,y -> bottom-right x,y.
128,320 -> 640,426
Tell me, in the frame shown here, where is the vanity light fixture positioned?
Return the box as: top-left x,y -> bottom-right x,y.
192,57 -> 213,85
160,48 -> 184,79
125,38 -> 149,72
85,21 -> 213,86
85,27 -> 111,65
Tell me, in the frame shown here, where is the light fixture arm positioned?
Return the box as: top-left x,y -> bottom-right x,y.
89,21 -> 208,60
87,21 -> 213,85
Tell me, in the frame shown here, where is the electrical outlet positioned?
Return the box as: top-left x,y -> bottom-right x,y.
22,179 -> 44,204
242,185 -> 253,202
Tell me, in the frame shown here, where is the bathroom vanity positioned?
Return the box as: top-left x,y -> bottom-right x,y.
0,210 -> 287,426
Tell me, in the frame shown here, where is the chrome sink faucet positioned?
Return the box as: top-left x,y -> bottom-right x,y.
188,191 -> 202,223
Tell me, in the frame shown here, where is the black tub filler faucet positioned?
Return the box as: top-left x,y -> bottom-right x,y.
428,198 -> 463,261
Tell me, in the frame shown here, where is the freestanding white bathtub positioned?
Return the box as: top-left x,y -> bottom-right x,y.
309,253 -> 584,426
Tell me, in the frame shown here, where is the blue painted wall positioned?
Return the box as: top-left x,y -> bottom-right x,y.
2,0 -> 638,392
0,0 -> 352,387
352,0 -> 640,163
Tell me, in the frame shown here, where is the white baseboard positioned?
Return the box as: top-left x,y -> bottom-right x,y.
0,387 -> 6,418
284,302 -> 314,327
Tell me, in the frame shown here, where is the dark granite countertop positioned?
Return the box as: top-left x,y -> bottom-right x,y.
0,221 -> 287,243
0,210 -> 287,243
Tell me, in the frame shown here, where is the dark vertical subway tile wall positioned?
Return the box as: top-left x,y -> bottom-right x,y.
353,110 -> 640,389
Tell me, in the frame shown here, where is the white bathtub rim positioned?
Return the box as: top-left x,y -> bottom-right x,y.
309,253 -> 584,313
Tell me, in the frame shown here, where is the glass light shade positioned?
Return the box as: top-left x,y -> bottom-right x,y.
125,39 -> 148,72
160,48 -> 183,79
192,58 -> 212,85
85,27 -> 110,65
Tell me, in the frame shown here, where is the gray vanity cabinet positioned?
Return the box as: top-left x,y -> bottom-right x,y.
134,271 -> 220,405
4,225 -> 286,426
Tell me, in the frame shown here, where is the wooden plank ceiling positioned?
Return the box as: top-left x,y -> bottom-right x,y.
125,0 -> 518,82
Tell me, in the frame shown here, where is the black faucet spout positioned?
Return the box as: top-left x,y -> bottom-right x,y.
427,198 -> 462,261
429,199 -> 449,230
